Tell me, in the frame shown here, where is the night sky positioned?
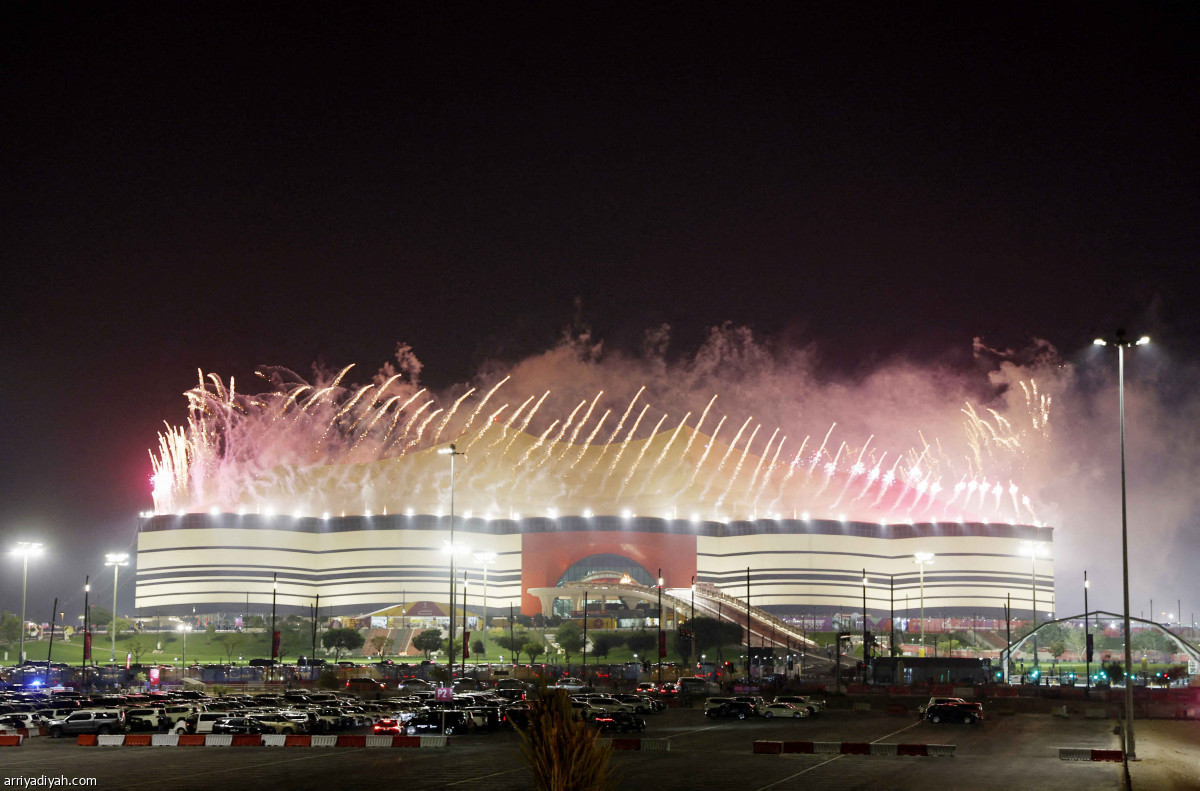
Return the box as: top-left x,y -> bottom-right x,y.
3,5 -> 1198,623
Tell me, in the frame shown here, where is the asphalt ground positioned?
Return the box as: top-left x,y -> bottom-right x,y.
1,708 -> 1155,791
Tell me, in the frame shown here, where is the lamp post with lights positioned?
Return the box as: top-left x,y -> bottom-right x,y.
11,542 -> 43,665
438,444 -> 465,683
913,553 -> 934,657
1094,329 -> 1149,759
104,553 -> 129,662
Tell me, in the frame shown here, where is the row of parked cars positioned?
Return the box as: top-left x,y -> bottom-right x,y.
703,694 -> 826,720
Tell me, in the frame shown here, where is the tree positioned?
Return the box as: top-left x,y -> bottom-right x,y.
321,627 -> 365,661
278,624 -> 310,661
90,607 -> 113,630
128,636 -> 148,664
413,629 -> 443,660
590,632 -> 623,659
523,641 -> 544,664
472,638 -> 484,658
1049,640 -> 1067,660
369,634 -> 395,656
1,612 -> 20,644
555,622 -> 584,665
496,629 -> 529,655
215,633 -> 245,663
626,630 -> 657,657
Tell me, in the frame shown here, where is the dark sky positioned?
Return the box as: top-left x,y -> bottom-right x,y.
3,4 -> 1198,621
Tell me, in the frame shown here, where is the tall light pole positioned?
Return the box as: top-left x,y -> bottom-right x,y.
474,552 -> 496,667
913,553 -> 934,658
104,553 -> 129,662
1094,330 -> 1149,759
12,542 -> 44,665
657,569 -> 664,687
1084,570 -> 1091,697
1020,541 -> 1047,668
178,623 -> 192,684
438,443 -> 465,683
861,569 -> 869,684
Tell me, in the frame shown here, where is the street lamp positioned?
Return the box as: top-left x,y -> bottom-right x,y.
178,623 -> 193,684
474,552 -> 497,666
11,542 -> 43,665
104,553 -> 129,662
657,570 -> 664,687
1094,329 -> 1149,759
1020,541 -> 1048,668
862,570 -> 870,683
438,443 -> 465,683
913,553 -> 934,658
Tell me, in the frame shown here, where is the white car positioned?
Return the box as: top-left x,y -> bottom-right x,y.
0,712 -> 44,730
552,677 -> 588,692
583,696 -> 635,714
761,702 -> 808,719
774,695 -> 825,715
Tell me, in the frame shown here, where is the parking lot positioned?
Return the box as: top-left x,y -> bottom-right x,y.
3,707 -> 1147,791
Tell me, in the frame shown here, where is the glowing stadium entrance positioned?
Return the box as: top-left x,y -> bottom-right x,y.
556,553 -> 656,588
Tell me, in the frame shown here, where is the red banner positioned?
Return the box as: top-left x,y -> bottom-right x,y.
463,631 -> 471,658
659,631 -> 667,658
272,631 -> 280,658
83,632 -> 92,660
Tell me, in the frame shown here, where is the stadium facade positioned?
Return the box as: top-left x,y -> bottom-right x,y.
134,512 -> 1054,620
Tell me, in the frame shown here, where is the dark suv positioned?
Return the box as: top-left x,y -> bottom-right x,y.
925,700 -> 983,725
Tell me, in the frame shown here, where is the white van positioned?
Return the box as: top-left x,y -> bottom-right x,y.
175,712 -> 226,734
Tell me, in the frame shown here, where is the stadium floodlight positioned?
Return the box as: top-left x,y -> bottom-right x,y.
1094,328 -> 1149,759
11,542 -> 44,665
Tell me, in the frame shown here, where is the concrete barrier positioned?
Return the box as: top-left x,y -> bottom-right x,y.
124,734 -> 153,746
178,734 -> 206,746
753,741 -> 783,754
926,744 -> 956,756
284,734 -> 311,747
1059,748 -> 1123,762
310,735 -> 338,747
77,735 -> 98,746
868,743 -> 897,755
152,734 -> 179,746
364,736 -> 394,747
418,736 -> 448,748
230,735 -> 262,747
262,735 -> 286,747
0,735 -> 23,747
611,738 -> 641,751
205,735 -> 233,747
71,731 -> 452,748
336,735 -> 366,747
813,742 -> 841,754
97,735 -> 125,746
761,741 -> 954,757
641,738 -> 670,751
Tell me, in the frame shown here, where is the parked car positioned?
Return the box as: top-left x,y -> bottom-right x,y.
761,702 -> 807,719
346,677 -> 386,693
175,712 -> 229,734
124,707 -> 164,731
592,711 -> 646,733
0,712 -> 44,730
45,710 -> 126,737
704,701 -> 756,720
925,700 -> 983,725
552,677 -> 588,692
773,695 -> 824,715
405,710 -> 472,736
211,717 -> 273,735
372,718 -> 401,735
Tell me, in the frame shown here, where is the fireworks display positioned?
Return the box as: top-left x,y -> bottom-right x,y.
149,339 -> 1054,525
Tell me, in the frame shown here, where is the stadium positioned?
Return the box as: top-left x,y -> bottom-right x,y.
135,369 -> 1055,623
